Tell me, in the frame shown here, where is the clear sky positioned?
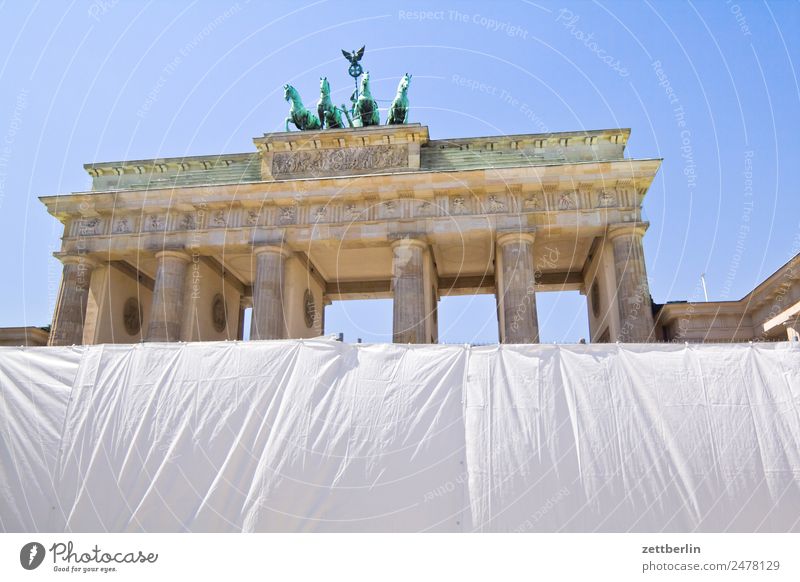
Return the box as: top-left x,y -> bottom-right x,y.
0,0 -> 797,344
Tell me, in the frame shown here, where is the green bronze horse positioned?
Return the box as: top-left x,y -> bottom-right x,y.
284,84 -> 321,131
317,77 -> 345,129
387,73 -> 411,125
354,72 -> 380,127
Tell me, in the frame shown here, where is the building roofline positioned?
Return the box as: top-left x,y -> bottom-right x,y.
658,251 -> 800,321
41,157 -> 662,203
84,151 -> 256,172
81,127 -> 634,172
426,127 -> 631,144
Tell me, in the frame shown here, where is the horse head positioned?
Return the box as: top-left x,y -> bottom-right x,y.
398,73 -> 411,94
284,84 -> 299,104
360,72 -> 372,97
319,77 -> 330,97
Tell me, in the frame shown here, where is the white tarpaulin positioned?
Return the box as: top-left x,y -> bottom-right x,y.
1,339 -> 799,532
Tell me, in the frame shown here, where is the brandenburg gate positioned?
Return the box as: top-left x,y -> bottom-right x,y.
41,123 -> 660,346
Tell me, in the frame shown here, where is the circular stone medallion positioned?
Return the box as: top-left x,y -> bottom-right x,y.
303,289 -> 316,328
123,297 -> 142,336
212,294 -> 227,333
591,282 -> 601,318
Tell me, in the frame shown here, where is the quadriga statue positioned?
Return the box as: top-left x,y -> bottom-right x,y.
284,84 -> 322,131
387,73 -> 411,125
317,77 -> 345,129
353,72 -> 380,127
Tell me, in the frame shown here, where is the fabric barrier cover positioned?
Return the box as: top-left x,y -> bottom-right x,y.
1,340 -> 798,532
0,346 -> 82,531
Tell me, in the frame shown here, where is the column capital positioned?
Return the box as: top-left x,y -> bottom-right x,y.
607,221 -> 649,241
154,249 -> 191,262
252,244 -> 293,259
390,235 -> 428,251
496,229 -> 536,247
54,253 -> 99,269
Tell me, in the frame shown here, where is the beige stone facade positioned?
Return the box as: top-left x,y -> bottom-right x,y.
41,124 -> 663,345
656,252 -> 800,342
0,327 -> 50,346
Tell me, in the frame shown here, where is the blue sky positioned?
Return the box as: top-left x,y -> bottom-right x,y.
0,0 -> 797,344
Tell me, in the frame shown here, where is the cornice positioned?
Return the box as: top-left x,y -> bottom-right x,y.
42,158 -> 662,213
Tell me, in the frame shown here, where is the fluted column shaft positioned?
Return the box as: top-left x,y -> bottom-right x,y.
49,255 -> 97,346
392,238 -> 427,343
609,223 -> 654,342
496,232 -> 539,343
250,246 -> 290,340
146,250 -> 190,342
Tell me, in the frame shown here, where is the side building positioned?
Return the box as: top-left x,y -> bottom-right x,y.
656,252 -> 800,342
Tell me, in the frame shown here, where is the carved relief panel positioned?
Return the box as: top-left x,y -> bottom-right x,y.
244,208 -> 262,226
144,214 -> 166,232
73,216 -> 104,236
271,144 -> 409,178
414,199 -> 435,217
378,199 -> 400,220
278,205 -> 297,225
113,216 -> 134,234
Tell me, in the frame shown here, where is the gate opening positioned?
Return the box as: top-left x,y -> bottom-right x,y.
536,291 -> 589,344
324,298 -> 393,343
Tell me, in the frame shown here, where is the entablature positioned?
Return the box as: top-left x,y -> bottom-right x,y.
43,158 -> 661,222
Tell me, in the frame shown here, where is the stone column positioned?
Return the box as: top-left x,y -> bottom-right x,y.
250,245 -> 290,340
496,231 -> 539,343
49,255 -> 98,346
608,223 -> 655,342
392,238 -> 428,343
145,250 -> 191,342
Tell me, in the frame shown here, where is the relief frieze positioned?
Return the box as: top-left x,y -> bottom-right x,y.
72,187 -> 631,240
271,144 -> 409,177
